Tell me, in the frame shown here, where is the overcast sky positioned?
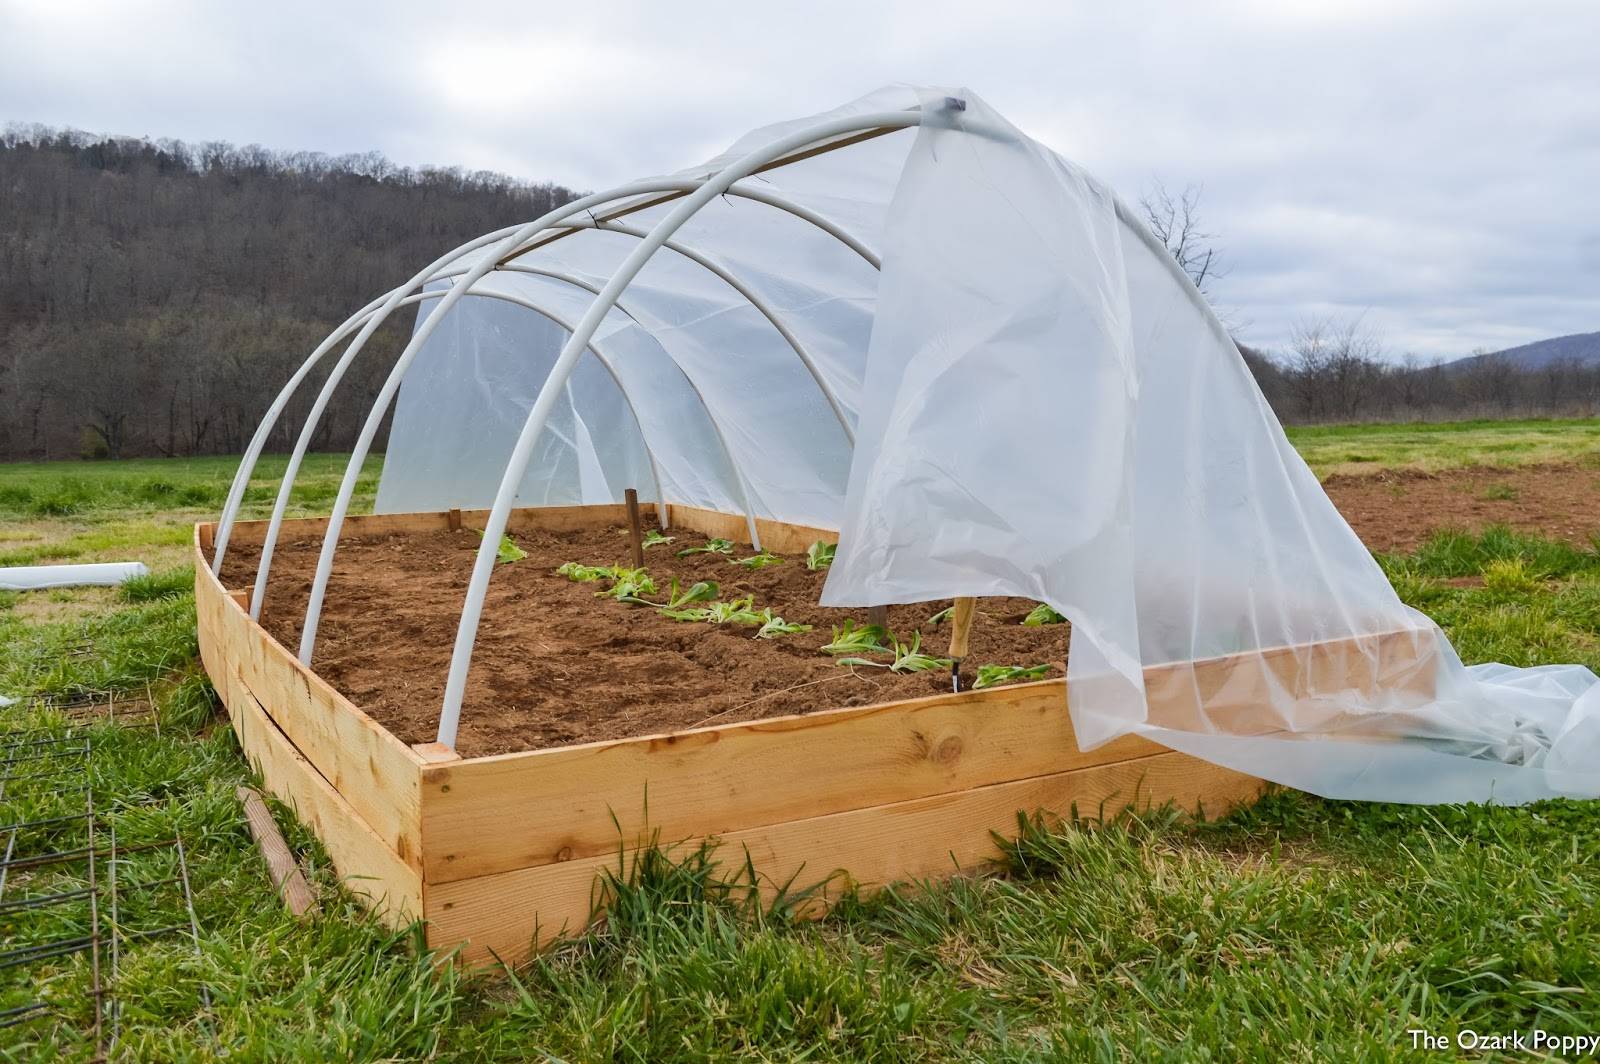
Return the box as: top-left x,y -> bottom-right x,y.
3,0 -> 1596,359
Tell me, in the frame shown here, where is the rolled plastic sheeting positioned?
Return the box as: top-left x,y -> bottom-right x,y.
0,562 -> 150,591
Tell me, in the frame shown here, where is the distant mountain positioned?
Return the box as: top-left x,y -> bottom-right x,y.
1446,331 -> 1600,373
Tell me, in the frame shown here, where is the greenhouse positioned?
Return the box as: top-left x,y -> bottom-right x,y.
193,86 -> 1600,962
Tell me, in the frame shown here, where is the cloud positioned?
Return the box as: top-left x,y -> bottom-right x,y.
1,0 -> 1594,358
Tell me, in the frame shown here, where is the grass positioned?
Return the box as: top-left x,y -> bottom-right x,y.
2,424 -> 1600,1058
1285,417 -> 1600,477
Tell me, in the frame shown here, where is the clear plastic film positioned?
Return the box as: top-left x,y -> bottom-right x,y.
377,86 -> 1600,803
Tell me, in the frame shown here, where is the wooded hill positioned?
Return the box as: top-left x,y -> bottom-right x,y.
0,125 -> 577,461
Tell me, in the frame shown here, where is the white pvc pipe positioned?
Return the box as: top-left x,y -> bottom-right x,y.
560,218 -> 856,445
211,177 -> 877,575
212,226 -> 526,575
293,177 -> 741,663
434,109 -> 927,746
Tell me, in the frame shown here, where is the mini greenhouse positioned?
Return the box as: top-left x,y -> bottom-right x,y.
195,86 -> 1600,963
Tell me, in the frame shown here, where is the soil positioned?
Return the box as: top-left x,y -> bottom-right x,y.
220,530 -> 1068,758
1321,463 -> 1600,553
217,462 -> 1600,759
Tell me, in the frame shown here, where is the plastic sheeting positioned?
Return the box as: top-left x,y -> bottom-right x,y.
377,85 -> 1600,804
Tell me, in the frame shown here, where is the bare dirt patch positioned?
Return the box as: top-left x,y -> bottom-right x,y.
1321,463 -> 1600,554
220,530 -> 1067,757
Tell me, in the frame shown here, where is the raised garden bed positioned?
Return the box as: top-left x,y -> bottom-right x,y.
195,504 -> 1430,965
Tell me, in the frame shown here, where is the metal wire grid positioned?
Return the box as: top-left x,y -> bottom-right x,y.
0,696 -> 206,1060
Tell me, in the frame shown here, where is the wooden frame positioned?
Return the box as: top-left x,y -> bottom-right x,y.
196,505 -> 1434,966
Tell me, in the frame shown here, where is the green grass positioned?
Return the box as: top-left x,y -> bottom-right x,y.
1285,417 -> 1600,477
3,427 -> 1600,1058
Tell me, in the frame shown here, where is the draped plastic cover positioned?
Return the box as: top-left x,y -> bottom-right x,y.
378,86 -> 1600,804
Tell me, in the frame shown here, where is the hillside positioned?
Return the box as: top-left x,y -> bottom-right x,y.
1446,331 -> 1600,373
0,125 -> 577,461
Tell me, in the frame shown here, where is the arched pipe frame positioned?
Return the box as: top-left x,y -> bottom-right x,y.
211,175 -> 884,606
219,103 -> 1079,751
432,108 -> 935,747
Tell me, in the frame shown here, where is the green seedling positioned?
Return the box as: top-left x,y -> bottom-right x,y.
662,595 -> 763,626
663,577 -> 719,609
643,529 -> 675,548
837,631 -> 952,674
926,605 -> 954,626
972,663 -> 1053,690
706,596 -> 763,626
1022,603 -> 1066,626
754,608 -> 812,639
804,541 -> 836,571
820,620 -> 893,657
731,551 -> 783,570
676,538 -> 734,557
477,529 -> 527,564
596,567 -> 657,605
557,561 -> 613,583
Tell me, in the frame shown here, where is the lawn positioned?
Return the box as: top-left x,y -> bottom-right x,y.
1285,417 -> 1600,478
2,425 -> 1599,1060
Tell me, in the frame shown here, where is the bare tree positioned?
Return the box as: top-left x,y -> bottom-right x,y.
1288,316 -> 1385,421
1139,181 -> 1227,297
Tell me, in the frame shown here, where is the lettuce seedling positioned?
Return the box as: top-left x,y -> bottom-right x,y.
556,561 -> 613,582
596,567 -> 657,605
676,538 -> 734,557
643,529 -> 675,548
754,608 -> 812,639
664,577 -> 718,609
1022,603 -> 1066,626
972,663 -> 1052,689
804,541 -> 836,571
837,632 -> 952,674
706,596 -> 763,625
731,551 -> 783,570
820,620 -> 893,657
477,529 -> 527,564
926,605 -> 954,626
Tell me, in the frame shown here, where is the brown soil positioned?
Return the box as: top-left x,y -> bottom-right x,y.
1321,463 -> 1600,553
220,530 -> 1068,758
217,462 -> 1600,758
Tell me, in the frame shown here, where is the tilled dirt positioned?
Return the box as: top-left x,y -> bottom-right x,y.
221,530 -> 1067,757
1322,462 -> 1600,554
218,462 -> 1600,757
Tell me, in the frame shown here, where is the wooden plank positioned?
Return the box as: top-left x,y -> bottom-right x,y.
425,750 -> 1265,966
420,680 -> 1159,884
1142,627 -> 1439,736
221,503 -> 644,546
667,504 -> 837,554
237,785 -> 320,918
194,538 -> 426,868
222,670 -> 421,925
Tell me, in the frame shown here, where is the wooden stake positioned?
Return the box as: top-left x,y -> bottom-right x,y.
236,786 -> 319,918
447,508 -> 462,532
866,605 -> 890,629
625,488 -> 645,568
948,597 -> 977,661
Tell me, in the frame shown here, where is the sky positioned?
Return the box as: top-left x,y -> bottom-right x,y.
2,0 -> 1596,360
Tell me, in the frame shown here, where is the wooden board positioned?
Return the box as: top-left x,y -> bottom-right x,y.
1142,626 -> 1440,736
666,504 -> 837,553
220,665 -> 421,925
219,503 -> 648,547
194,548 -> 425,868
425,750 -> 1265,966
420,680 -> 1156,884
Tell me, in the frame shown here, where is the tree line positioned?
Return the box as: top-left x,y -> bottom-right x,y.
1,133 -> 1592,464
0,124 -> 578,461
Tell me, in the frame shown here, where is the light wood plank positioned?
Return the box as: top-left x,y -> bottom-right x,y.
237,785 -> 320,918
667,504 -> 837,553
221,503 -> 646,546
420,681 -> 1158,884
425,750 -> 1265,966
197,550 -> 426,869
222,670 -> 421,925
